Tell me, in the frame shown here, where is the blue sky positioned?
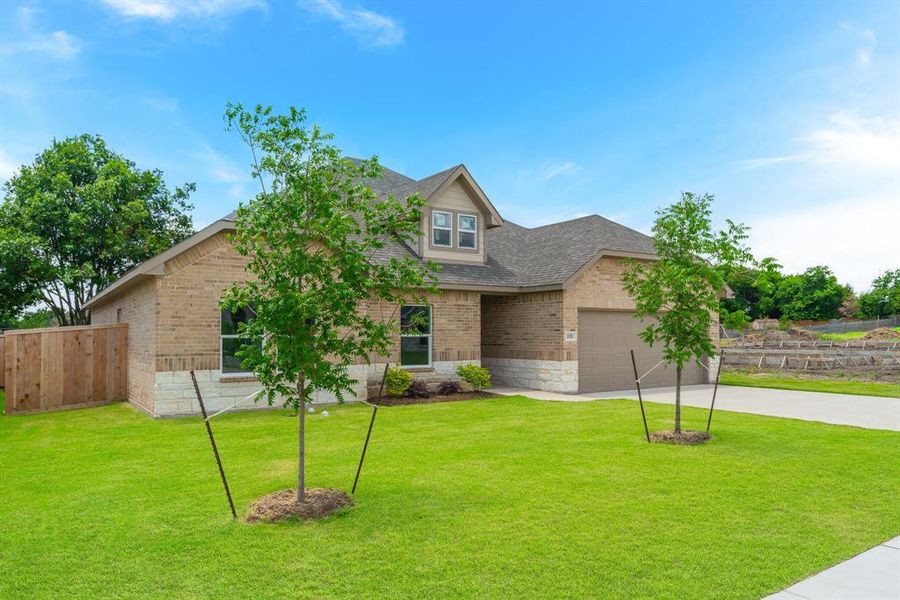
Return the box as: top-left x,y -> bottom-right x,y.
1,0 -> 898,291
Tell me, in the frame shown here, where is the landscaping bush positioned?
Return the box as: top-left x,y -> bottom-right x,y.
385,367 -> 413,396
437,380 -> 463,395
456,364 -> 492,390
405,379 -> 431,398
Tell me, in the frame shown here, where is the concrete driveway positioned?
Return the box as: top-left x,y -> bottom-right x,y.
493,384 -> 900,431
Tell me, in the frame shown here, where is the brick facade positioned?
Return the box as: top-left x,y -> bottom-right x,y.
562,256 -> 645,361
90,278 -> 158,414
93,233 -> 482,416
92,236 -> 719,412
481,291 -> 568,361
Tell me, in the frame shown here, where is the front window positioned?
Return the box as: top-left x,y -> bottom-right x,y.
458,214 -> 477,249
221,306 -> 258,374
432,211 -> 452,247
400,305 -> 431,367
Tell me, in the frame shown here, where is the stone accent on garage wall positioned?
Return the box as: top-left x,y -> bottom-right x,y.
483,357 -> 578,393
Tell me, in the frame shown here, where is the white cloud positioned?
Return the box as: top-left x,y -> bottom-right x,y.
299,0 -> 404,47
840,22 -> 877,67
803,111 -> 900,173
747,194 -> 900,292
101,0 -> 267,22
537,161 -> 582,181
0,8 -> 82,59
738,110 -> 900,291
139,95 -> 180,112
0,149 -> 22,183
191,142 -> 251,199
741,111 -> 900,174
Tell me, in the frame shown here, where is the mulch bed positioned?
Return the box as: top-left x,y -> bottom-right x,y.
649,430 -> 712,445
246,488 -> 353,523
373,391 -> 500,406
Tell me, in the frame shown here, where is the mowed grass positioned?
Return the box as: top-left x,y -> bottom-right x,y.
2,392 -> 899,599
818,327 -> 900,341
721,372 -> 900,398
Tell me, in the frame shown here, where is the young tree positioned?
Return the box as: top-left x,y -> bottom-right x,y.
0,135 -> 194,325
221,104 -> 438,502
622,192 -> 751,434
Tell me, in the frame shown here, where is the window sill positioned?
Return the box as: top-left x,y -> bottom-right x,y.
401,366 -> 434,373
219,374 -> 259,383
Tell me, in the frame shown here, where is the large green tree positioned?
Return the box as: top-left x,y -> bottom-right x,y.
221,104 -> 437,502
0,135 -> 194,325
858,269 -> 900,319
622,192 -> 751,434
775,266 -> 849,321
720,256 -> 783,321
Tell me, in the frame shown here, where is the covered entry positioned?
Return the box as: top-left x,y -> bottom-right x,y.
577,309 -> 704,393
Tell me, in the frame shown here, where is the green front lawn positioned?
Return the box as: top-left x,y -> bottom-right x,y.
2,393 -> 899,598
721,372 -> 900,398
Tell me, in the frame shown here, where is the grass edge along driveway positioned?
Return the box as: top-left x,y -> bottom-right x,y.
720,372 -> 900,398
2,392 -> 899,598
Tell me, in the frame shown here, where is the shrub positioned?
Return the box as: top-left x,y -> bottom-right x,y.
385,366 -> 413,396
437,380 -> 463,395
406,379 -> 431,398
456,363 -> 492,390
778,317 -> 792,331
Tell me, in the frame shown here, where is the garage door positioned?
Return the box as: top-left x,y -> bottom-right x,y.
577,310 -> 704,393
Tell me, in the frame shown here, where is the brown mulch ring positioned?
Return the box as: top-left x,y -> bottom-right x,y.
373,391 -> 500,406
246,488 -> 354,523
649,430 -> 712,445
863,327 -> 900,340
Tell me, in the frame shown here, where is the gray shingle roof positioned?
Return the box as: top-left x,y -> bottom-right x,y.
224,159 -> 656,290
90,158 -> 657,308
430,216 -> 655,289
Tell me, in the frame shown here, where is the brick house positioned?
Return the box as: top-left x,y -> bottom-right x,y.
86,161 -> 716,417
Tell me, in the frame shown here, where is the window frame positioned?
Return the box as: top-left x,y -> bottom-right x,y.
399,304 -> 432,368
431,210 -> 453,248
220,305 -> 258,376
457,213 -> 478,250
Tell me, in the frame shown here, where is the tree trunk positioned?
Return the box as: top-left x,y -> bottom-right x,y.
674,366 -> 682,434
297,377 -> 306,503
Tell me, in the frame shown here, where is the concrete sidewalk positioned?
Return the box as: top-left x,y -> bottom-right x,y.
766,536 -> 900,600
492,384 -> 900,431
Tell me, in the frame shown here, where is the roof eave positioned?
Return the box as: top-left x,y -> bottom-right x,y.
84,219 -> 237,309
428,165 -> 504,228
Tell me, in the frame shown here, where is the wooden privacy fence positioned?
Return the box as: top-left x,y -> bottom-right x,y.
4,324 -> 127,414
0,335 -> 5,388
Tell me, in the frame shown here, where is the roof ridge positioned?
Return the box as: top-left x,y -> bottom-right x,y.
524,214 -> 601,230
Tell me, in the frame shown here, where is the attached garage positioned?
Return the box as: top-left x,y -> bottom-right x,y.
577,309 -> 705,393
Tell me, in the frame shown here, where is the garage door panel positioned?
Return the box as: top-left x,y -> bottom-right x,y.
577,310 -> 704,393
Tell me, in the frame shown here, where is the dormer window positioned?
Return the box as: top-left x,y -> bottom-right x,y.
458,214 -> 477,249
432,210 -> 452,247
